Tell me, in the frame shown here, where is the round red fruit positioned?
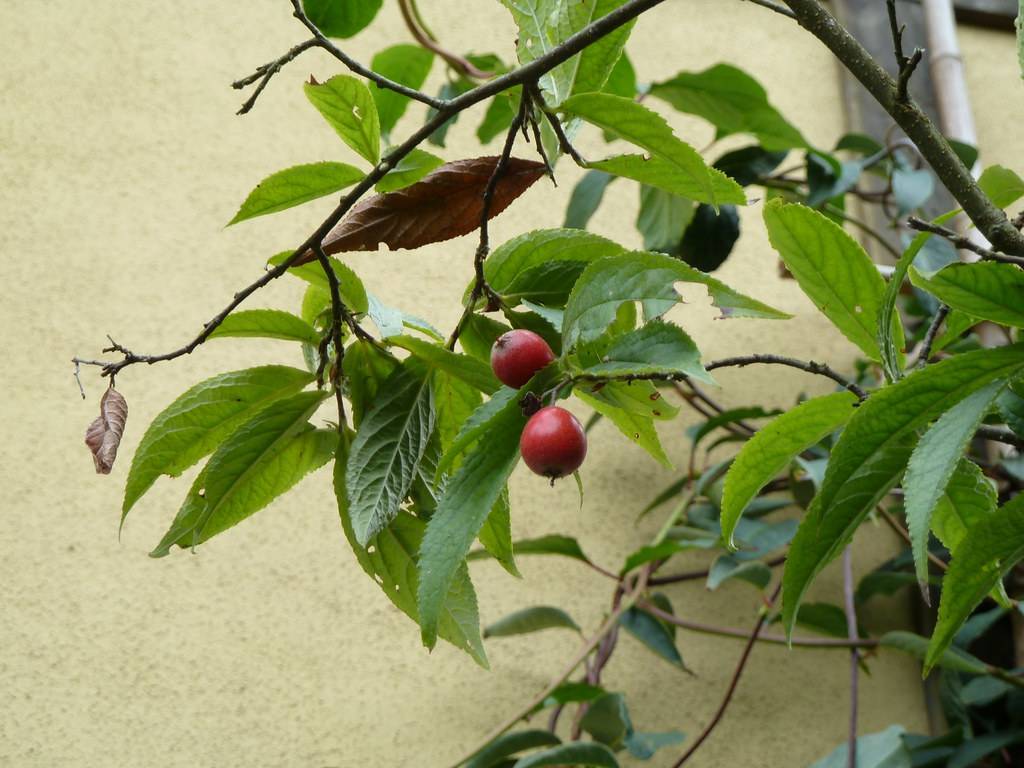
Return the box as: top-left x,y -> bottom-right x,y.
520,406 -> 587,480
490,329 -> 555,389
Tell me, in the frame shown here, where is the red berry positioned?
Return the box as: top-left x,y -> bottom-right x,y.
490,330 -> 555,389
520,406 -> 587,480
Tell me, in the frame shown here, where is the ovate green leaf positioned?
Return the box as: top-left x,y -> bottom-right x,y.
910,262 -> 1024,328
209,309 -> 320,345
576,390 -> 672,468
228,162 -> 364,225
304,74 -> 381,164
375,148 -> 444,193
302,0 -> 382,38
484,605 -> 580,638
368,45 -> 433,137
388,335 -> 500,395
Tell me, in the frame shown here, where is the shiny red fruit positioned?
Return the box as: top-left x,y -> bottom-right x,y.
520,406 -> 587,480
490,329 -> 555,389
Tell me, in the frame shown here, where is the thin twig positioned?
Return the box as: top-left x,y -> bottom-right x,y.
397,0 -> 494,79
313,243 -> 348,427
446,93 -> 529,350
916,304 -> 950,367
742,0 -> 796,18
906,217 -> 1024,267
233,38 -> 318,115
671,583 -> 782,767
886,0 -> 923,103
531,85 -> 588,167
842,547 -> 859,768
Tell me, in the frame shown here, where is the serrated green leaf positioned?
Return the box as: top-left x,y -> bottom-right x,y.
588,154 -> 745,208
368,45 -> 433,137
460,313 -> 512,362
576,391 -> 672,468
335,434 -> 487,667
304,74 -> 380,164
419,374 -> 551,649
561,93 -> 737,207
926,494 -> 1024,671
562,250 -> 789,348
122,366 -> 313,517
619,606 -> 688,670
720,391 -> 857,549
346,361 -> 435,546
649,63 -> 807,151
375,148 -> 444,193
478,487 -> 520,578
602,51 -> 636,98
905,381 -> 1005,587
484,228 -> 627,308
342,340 -> 399,429
910,262 -> 1024,328
469,534 -> 592,565
208,309 -> 320,345
302,0 -> 382,38
513,742 -> 619,768
499,0 -> 574,105
783,344 -> 1024,636
564,0 -> 634,97
228,162 -> 364,225
934,460 -> 999,559
151,391 -> 331,555
388,335 -> 500,395
881,631 -> 988,675
268,250 -> 368,315
484,605 -> 580,638
436,387 -> 520,477
764,199 -> 902,362
564,171 -> 615,229
465,731 -> 562,768
578,320 -> 712,383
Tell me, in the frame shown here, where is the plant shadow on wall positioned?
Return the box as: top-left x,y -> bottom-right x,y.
72,0 -> 1024,766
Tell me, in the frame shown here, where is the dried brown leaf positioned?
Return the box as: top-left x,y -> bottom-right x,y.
295,156 -> 546,264
85,386 -> 128,474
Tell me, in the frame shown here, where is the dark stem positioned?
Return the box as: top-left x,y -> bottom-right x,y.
233,38 -> 318,115
842,546 -> 860,768
670,583 -> 782,767
313,243 -> 348,427
916,304 -> 950,367
885,0 -> 923,103
906,217 -> 1024,267
531,84 -> 588,166
780,0 -> 1024,257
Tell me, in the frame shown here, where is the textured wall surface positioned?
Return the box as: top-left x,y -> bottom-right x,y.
7,1 -> 1016,766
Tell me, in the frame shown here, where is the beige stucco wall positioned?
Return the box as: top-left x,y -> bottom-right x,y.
5,2 -> 1016,766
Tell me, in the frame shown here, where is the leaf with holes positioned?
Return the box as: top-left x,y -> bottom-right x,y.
293,156 -> 546,263
228,162 -> 365,225
85,386 -> 128,475
304,75 -> 380,164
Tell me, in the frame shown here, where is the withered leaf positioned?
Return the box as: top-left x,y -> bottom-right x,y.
85,386 -> 128,474
295,156 -> 546,264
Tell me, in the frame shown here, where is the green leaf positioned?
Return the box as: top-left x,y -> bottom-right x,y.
910,262 -> 1024,328
588,154 -> 745,208
478,487 -> 520,577
346,361 -> 436,546
579,320 -> 713,383
720,391 -> 857,549
978,165 -> 1024,208
336,434 -> 488,667
714,145 -> 788,187
782,344 -> 1024,635
304,74 -> 381,164
764,199 -> 901,362
706,554 -> 771,590
484,606 -> 580,638
342,340 -> 399,428
580,693 -> 631,749
576,390 -> 672,468
926,494 -> 1024,671
477,90 -> 519,145
563,250 -> 789,348
796,602 -> 855,639
268,250 -> 369,314
484,228 -> 627,307
368,45 -> 433,137
418,375 -> 542,649
564,0 -> 635,97
808,726 -> 911,768
580,379 -> 678,423
892,167 -> 935,215
460,313 -> 512,362
602,51 -> 636,98
512,742 -> 619,768
151,391 -> 331,556
122,366 -> 313,517
625,731 -> 686,761
561,93 -> 737,207
619,606 -> 687,669
228,162 -> 364,225
881,631 -> 988,676
904,381 -> 1005,588
388,335 -> 500,394
499,0 -> 574,105
998,380 -> 1024,436
934,460 -> 1000,559
469,534 -> 592,565
375,148 -> 444,193
649,64 -> 807,151
436,388 -> 520,477
465,731 -> 562,768
636,185 -> 694,252
302,0 -> 382,38
208,309 -> 320,345
564,171 -> 614,229
539,683 -> 607,710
